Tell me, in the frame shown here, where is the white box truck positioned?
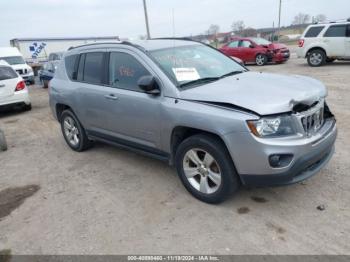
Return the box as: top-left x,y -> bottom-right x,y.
10,36 -> 120,73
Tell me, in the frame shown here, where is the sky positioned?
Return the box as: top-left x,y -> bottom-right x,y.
1,0 -> 349,46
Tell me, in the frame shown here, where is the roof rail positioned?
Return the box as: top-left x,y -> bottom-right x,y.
315,18 -> 350,24
66,41 -> 139,51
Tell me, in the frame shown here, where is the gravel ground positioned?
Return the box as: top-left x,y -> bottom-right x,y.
0,51 -> 349,255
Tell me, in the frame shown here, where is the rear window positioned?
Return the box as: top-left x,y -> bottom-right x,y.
0,66 -> 17,80
324,25 -> 347,37
65,54 -> 78,80
305,26 -> 324,37
82,52 -> 104,85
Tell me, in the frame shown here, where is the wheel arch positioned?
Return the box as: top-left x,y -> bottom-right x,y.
55,103 -> 73,121
306,46 -> 327,58
170,126 -> 229,165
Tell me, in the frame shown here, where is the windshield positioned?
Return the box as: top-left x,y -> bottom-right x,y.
149,44 -> 246,87
251,38 -> 271,46
0,56 -> 25,65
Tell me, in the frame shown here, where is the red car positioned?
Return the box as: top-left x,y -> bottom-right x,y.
220,37 -> 290,66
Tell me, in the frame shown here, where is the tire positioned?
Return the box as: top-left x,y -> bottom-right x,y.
255,54 -> 267,66
307,49 -> 326,67
0,129 -> 8,151
43,80 -> 49,89
175,134 -> 240,204
23,104 -> 32,111
60,110 -> 92,152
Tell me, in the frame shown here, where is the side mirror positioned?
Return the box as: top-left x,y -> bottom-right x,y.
249,44 -> 255,48
138,75 -> 160,95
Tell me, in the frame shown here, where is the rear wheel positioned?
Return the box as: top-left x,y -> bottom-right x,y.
43,80 -> 49,89
255,54 -> 267,66
175,134 -> 240,204
60,110 -> 92,152
307,49 -> 326,67
23,104 -> 32,111
0,129 -> 7,151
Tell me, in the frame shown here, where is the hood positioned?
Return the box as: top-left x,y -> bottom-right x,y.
268,43 -> 288,50
11,64 -> 31,70
179,72 -> 327,115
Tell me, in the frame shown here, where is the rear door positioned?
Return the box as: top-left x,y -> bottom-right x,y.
72,51 -> 114,132
0,66 -> 19,100
323,24 -> 347,56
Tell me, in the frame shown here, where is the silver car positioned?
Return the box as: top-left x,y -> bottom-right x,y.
49,39 -> 337,204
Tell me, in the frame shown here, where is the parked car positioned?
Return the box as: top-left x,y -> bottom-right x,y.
38,61 -> 60,88
297,19 -> 350,66
0,47 -> 35,85
49,40 -> 336,204
220,37 -> 290,65
0,60 -> 31,111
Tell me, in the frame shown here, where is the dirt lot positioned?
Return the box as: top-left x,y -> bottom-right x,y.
0,52 -> 349,255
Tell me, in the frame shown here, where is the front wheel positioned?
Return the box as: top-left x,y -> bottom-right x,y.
175,134 -> 240,204
255,54 -> 267,66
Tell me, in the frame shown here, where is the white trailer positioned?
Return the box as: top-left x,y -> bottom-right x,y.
10,36 -> 120,65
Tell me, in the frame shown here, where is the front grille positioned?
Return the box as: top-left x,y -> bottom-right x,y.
301,106 -> 324,135
16,69 -> 23,75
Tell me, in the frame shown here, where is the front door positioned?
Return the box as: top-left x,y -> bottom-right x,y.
104,51 -> 162,149
323,24 -> 347,57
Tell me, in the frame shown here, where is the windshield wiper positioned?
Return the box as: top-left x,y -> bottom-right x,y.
179,77 -> 220,88
219,70 -> 244,79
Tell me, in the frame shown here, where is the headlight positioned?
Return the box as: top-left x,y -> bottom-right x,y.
247,115 -> 296,138
27,67 -> 33,73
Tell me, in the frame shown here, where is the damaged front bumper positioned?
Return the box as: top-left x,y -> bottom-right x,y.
223,117 -> 337,187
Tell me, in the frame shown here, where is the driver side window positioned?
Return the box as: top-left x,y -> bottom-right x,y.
109,52 -> 151,92
240,40 -> 252,48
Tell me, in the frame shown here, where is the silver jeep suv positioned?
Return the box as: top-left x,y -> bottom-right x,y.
49,39 -> 337,203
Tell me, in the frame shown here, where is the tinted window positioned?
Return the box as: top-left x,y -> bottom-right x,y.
77,54 -> 85,81
347,25 -> 350,37
240,40 -> 252,47
83,52 -> 104,84
65,54 -> 78,80
305,26 -> 324,37
228,41 -> 239,48
109,52 -> 150,92
324,25 -> 347,37
0,66 -> 17,80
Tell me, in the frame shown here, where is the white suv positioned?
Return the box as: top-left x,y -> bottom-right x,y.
297,19 -> 350,66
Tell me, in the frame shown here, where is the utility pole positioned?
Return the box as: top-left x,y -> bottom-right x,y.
143,0 -> 151,39
277,0 -> 282,42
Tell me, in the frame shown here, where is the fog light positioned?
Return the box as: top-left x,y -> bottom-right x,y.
269,154 -> 293,168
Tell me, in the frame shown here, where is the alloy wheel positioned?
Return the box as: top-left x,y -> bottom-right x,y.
183,148 -> 222,194
310,53 -> 323,66
256,55 -> 266,66
63,116 -> 80,147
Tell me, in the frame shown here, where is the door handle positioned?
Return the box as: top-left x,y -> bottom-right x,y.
104,94 -> 118,100
0,84 -> 5,88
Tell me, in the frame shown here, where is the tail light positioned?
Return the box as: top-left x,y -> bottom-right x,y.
298,39 -> 305,47
15,80 -> 26,91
